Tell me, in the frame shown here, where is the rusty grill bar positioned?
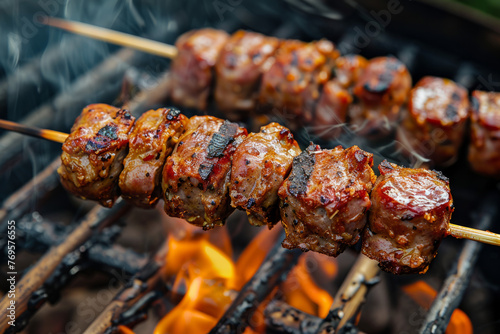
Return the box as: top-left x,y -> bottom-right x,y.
1,1 -> 500,333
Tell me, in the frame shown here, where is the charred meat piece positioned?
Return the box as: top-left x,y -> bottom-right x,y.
58,104 -> 135,207
119,108 -> 187,208
468,91 -> 500,178
215,30 -> 280,119
230,123 -> 301,228
170,29 -> 229,110
258,39 -> 339,128
397,77 -> 469,167
334,55 -> 368,89
362,161 -> 454,274
312,80 -> 352,139
162,116 -> 247,229
278,145 -> 375,257
350,57 -> 412,138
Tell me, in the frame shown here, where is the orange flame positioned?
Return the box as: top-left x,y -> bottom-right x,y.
281,252 -> 337,318
154,220 -> 338,334
402,281 -> 473,334
155,223 -> 282,334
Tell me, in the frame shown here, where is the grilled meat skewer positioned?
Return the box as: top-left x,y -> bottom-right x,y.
42,22 -> 500,175
3,105 -> 500,275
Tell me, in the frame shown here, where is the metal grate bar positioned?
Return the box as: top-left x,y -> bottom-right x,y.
0,199 -> 129,332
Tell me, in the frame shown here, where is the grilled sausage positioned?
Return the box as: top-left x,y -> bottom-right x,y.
468,90 -> 500,178
230,123 -> 301,228
215,30 -> 280,119
350,57 -> 412,138
170,28 -> 229,110
58,104 -> 135,207
397,77 -> 469,167
362,161 -> 454,274
162,116 -> 247,229
258,39 -> 339,128
334,54 -> 368,89
119,108 -> 187,208
278,144 -> 375,257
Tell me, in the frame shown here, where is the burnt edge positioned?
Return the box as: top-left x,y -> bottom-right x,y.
288,144 -> 317,197
207,120 -> 238,158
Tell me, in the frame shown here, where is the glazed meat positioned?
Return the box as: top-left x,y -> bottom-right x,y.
230,123 -> 301,228
362,161 -> 454,274
312,80 -> 352,139
334,55 -> 368,89
258,39 -> 339,128
350,57 -> 412,138
215,30 -> 280,119
162,116 -> 247,229
468,90 -> 500,178
397,77 -> 469,167
170,28 -> 229,110
278,145 -> 375,257
119,108 -> 187,208
58,104 -> 135,207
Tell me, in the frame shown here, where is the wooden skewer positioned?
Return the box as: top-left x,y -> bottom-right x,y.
0,119 -> 68,143
1,119 -> 500,247
40,16 -> 178,59
448,223 -> 500,247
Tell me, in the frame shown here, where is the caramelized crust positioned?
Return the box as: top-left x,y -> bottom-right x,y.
170,29 -> 229,110
258,39 -> 339,128
58,104 -> 135,207
350,57 -> 412,138
278,145 -> 375,257
362,161 -> 454,274
468,90 -> 500,178
397,77 -> 469,167
334,55 -> 368,89
119,108 -> 187,208
230,123 -> 301,228
162,116 -> 247,229
215,30 -> 280,119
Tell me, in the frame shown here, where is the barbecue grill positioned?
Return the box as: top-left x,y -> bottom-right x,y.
1,0 -> 500,333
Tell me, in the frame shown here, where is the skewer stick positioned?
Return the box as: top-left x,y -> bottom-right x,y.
40,16 -> 178,59
0,119 -> 68,143
2,119 -> 500,247
448,223 -> 500,247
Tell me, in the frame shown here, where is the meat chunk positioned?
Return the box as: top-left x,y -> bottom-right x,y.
58,104 -> 135,207
215,30 -> 280,119
334,55 -> 368,89
350,57 -> 412,138
119,108 -> 187,208
162,116 -> 247,229
278,145 -> 375,257
230,123 -> 301,228
362,161 -> 454,274
258,39 -> 339,128
170,29 -> 229,110
397,77 -> 469,167
468,90 -> 500,178
312,80 -> 352,139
